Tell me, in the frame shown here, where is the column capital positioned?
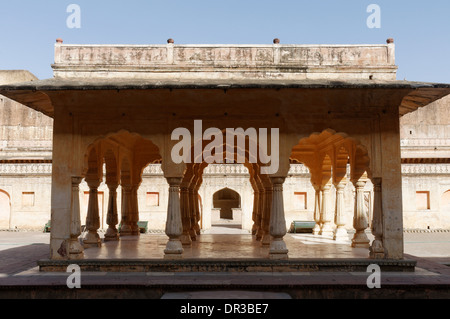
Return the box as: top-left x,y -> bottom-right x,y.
107,182 -> 119,190
334,181 -> 346,191
71,176 -> 83,185
85,176 -> 101,189
372,177 -> 382,190
270,176 -> 285,185
353,179 -> 367,189
167,177 -> 183,187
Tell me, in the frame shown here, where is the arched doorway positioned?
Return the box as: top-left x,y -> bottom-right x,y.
0,190 -> 11,229
212,187 -> 242,228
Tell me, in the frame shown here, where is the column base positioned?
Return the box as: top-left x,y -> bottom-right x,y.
180,233 -> 192,246
83,230 -> 101,248
333,227 -> 349,242
104,227 -> 119,241
369,252 -> 385,259
189,228 -> 197,241
251,224 -> 258,235
130,223 -> 140,236
164,238 -> 184,258
319,223 -> 334,237
351,231 -> 370,248
369,240 -> 385,259
269,238 -> 288,260
68,238 -> 84,260
119,224 -> 133,236
194,223 -> 201,235
255,228 -> 263,241
261,233 -> 271,246
312,224 -> 321,235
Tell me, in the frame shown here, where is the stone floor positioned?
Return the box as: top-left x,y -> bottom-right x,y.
82,227 -> 370,260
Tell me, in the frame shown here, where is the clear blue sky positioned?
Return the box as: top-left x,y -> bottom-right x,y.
0,0 -> 449,83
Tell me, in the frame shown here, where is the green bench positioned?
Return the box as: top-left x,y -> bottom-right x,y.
118,221 -> 148,234
289,221 -> 316,233
43,220 -> 51,233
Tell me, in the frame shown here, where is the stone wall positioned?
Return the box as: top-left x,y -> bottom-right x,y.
400,95 -> 450,228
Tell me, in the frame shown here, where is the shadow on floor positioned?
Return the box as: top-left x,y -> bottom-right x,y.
0,244 -> 49,275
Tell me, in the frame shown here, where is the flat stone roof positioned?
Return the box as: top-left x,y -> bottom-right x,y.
0,78 -> 449,118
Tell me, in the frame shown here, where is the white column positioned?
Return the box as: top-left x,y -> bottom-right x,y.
352,180 -> 370,248
194,187 -> 201,235
104,183 -> 119,241
83,178 -> 102,247
180,186 -> 192,246
189,188 -> 198,240
164,177 -> 184,259
312,185 -> 321,235
251,190 -> 260,236
68,176 -> 84,259
370,177 -> 385,258
261,188 -> 272,246
129,185 -> 140,236
269,177 -> 288,260
255,189 -> 264,241
333,181 -> 348,241
119,185 -> 133,236
319,184 -> 334,237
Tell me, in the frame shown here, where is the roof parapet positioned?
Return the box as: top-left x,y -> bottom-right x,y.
53,39 -> 398,81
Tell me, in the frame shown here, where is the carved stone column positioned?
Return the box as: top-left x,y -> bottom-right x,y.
119,185 -> 133,236
194,188 -> 201,235
83,177 -> 102,247
261,188 -> 272,246
180,186 -> 192,246
104,183 -> 119,241
69,176 -> 84,259
269,177 -> 288,259
352,180 -> 370,248
319,183 -> 334,237
312,185 -> 321,235
333,181 -> 348,242
255,189 -> 264,241
164,177 -> 184,259
129,185 -> 140,236
251,190 -> 260,236
189,188 -> 198,240
370,177 -> 385,258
